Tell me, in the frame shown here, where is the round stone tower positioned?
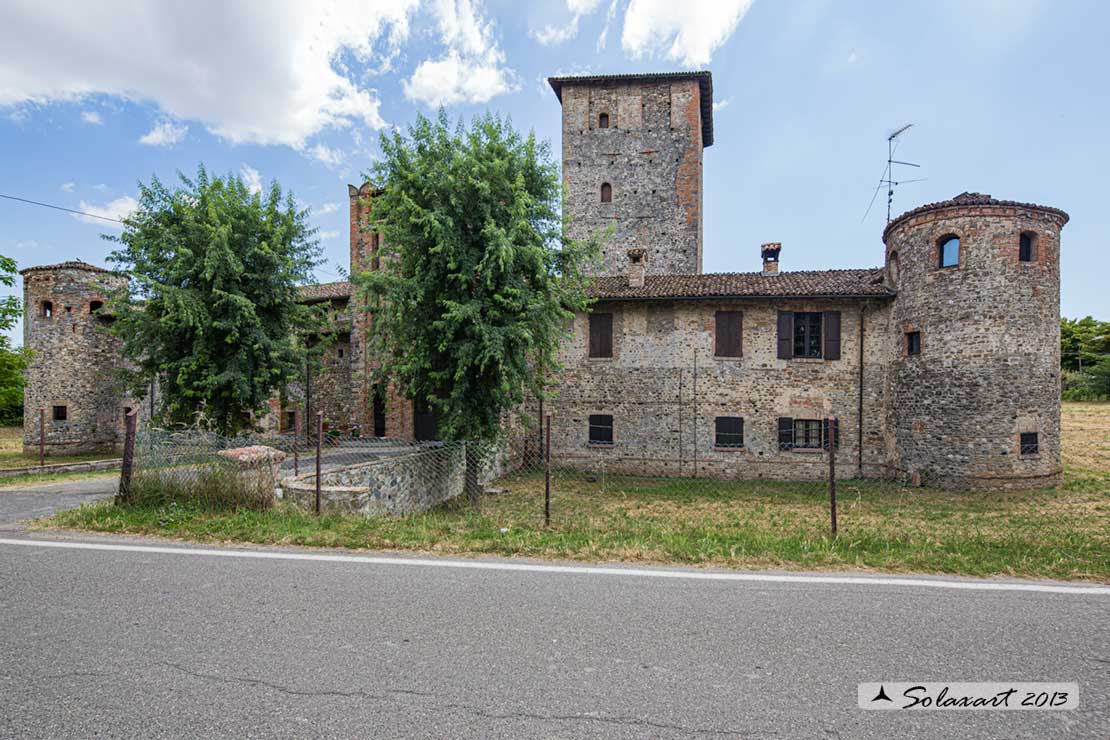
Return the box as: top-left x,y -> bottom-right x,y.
883,193 -> 1069,489
20,261 -> 131,456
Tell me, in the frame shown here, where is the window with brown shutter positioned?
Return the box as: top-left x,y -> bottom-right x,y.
589,312 -> 613,358
714,311 -> 742,357
823,311 -> 841,360
776,312 -> 793,359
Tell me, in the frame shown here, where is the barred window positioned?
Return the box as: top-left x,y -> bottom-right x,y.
714,417 -> 744,448
793,419 -> 823,449
1020,432 -> 1039,456
588,414 -> 613,445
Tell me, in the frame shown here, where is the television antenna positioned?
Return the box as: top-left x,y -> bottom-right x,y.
862,123 -> 926,224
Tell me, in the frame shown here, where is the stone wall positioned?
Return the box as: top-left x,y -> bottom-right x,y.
884,200 -> 1067,489
544,297 -> 894,481
560,78 -> 704,276
282,443 -> 466,516
20,263 -> 135,455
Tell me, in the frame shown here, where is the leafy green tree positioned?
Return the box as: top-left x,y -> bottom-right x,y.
105,166 -> 324,435
356,112 -> 599,501
1061,316 -> 1110,372
0,255 -> 30,425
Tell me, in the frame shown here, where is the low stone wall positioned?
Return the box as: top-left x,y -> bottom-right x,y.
282,443 -> 467,516
0,458 -> 122,479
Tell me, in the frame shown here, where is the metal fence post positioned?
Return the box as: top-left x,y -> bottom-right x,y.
828,417 -> 838,538
544,413 -> 551,527
293,409 -> 299,476
39,407 -> 45,467
118,409 -> 138,503
315,411 -> 323,515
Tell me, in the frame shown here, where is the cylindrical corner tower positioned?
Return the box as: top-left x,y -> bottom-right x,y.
21,261 -> 131,456
883,193 -> 1069,489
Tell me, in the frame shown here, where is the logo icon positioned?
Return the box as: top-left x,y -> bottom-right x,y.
872,685 -> 893,703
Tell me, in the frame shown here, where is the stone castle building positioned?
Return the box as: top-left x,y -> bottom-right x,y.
21,71 -> 1068,489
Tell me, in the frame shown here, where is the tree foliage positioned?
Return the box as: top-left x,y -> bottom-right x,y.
1061,316 -> 1110,400
105,166 -> 324,434
356,112 -> 599,445
0,255 -> 30,425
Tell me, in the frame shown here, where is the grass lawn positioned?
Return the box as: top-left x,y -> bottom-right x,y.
0,426 -> 118,470
44,403 -> 1110,582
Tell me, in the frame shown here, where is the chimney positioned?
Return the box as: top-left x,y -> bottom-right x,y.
627,248 -> 646,288
761,242 -> 781,275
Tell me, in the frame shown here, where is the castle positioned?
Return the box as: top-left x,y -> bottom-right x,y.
21,71 -> 1068,489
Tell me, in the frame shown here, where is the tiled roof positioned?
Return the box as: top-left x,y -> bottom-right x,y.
547,71 -> 714,147
20,260 -> 114,275
297,281 -> 352,302
884,192 -> 1069,240
589,268 -> 893,301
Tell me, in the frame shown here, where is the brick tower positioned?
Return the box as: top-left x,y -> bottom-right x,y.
549,71 -> 713,276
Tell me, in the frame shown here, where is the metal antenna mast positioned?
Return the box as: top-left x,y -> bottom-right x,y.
882,123 -> 921,223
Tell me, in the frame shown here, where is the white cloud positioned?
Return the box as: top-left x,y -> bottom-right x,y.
403,0 -> 517,107
60,182 -> 75,192
80,110 -> 102,124
139,120 -> 188,147
597,0 -> 619,51
713,98 -> 731,112
319,230 -> 341,241
0,1 -> 420,147
310,144 -> 345,168
621,0 -> 753,67
317,202 -> 340,215
532,0 -> 605,47
74,195 -> 136,227
240,164 -> 263,195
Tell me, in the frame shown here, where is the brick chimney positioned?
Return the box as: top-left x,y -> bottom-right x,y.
761,242 -> 781,275
627,248 -> 646,288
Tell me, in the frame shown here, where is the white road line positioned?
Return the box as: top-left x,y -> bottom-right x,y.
1,537 -> 1107,595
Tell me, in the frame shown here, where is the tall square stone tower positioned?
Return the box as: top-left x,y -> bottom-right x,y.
549,71 -> 714,276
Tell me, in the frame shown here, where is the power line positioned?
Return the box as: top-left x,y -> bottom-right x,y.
0,192 -> 125,223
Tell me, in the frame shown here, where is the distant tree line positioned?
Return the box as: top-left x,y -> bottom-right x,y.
1061,316 -> 1110,401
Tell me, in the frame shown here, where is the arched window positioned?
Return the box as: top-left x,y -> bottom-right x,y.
598,112 -> 609,129
1019,232 -> 1035,262
938,235 -> 960,268
41,301 -> 53,318
89,300 -> 103,313
600,182 -> 612,203
888,251 -> 900,286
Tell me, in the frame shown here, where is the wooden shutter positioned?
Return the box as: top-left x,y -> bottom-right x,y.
589,313 -> 612,358
776,311 -> 793,359
777,417 -> 794,450
714,311 -> 742,357
823,311 -> 841,360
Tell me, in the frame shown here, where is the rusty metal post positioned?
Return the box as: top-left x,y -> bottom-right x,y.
544,413 -> 551,527
39,407 -> 45,467
118,409 -> 138,503
828,417 -> 838,538
315,411 -> 323,515
293,409 -> 299,476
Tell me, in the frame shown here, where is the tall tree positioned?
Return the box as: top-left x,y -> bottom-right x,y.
106,166 -> 324,435
0,255 -> 30,425
1061,316 -> 1110,372
356,112 -> 599,501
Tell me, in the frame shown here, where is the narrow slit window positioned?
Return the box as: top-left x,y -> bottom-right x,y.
939,235 -> 960,268
1020,432 -> 1039,456
906,331 -> 921,356
714,417 -> 744,448
1019,232 -> 1035,262
598,112 -> 609,129
42,301 -> 53,318
600,182 -> 612,203
588,414 -> 613,445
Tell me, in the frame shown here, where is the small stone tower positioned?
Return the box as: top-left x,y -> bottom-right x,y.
20,261 -> 131,455
549,71 -> 713,276
883,193 -> 1069,489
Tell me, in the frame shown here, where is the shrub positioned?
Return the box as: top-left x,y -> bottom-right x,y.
125,458 -> 275,511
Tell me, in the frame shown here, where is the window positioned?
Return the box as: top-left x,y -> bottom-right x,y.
714,417 -> 744,448
42,301 -> 53,318
888,250 -> 900,286
600,182 -> 612,203
939,235 -> 960,268
793,312 -> 823,358
337,347 -> 344,358
777,311 -> 840,360
1019,232 -> 1035,262
778,417 -> 838,451
588,312 -> 613,358
598,112 -> 609,129
714,311 -> 742,357
89,300 -> 103,313
1020,432 -> 1039,456
52,405 -> 67,421
283,410 -> 296,432
588,414 -> 613,445
906,331 -> 921,356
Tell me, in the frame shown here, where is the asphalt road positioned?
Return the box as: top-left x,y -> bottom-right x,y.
0,476 -> 117,530
1,529 -> 1107,739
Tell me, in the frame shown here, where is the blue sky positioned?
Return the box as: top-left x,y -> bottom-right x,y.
2,0 -> 1107,346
